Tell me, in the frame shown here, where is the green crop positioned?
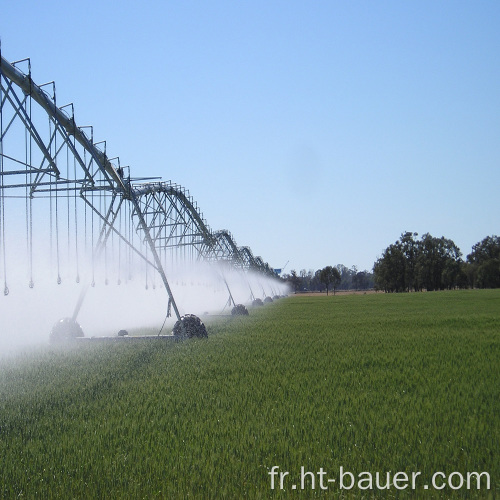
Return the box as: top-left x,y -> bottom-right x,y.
0,290 -> 498,498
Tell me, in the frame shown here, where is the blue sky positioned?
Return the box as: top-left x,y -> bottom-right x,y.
2,1 -> 499,273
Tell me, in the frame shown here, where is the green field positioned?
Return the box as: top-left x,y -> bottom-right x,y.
0,290 -> 498,498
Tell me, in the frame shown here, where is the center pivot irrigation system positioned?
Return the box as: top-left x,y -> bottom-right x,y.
0,50 -> 286,342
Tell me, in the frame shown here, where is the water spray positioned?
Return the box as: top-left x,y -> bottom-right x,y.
0,51 -> 287,346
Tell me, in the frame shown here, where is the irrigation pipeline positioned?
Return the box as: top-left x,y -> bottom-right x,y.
0,52 -> 282,333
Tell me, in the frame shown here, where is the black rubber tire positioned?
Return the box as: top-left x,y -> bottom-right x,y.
173,314 -> 208,339
231,304 -> 249,316
50,317 -> 84,343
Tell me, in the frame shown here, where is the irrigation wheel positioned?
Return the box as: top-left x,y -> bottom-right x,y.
173,314 -> 208,339
50,317 -> 85,343
231,304 -> 249,316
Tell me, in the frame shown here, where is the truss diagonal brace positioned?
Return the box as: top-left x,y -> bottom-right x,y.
129,190 -> 181,322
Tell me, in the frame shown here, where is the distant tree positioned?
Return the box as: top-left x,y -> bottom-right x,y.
312,269 -> 324,292
399,231 -> 419,291
335,264 -> 352,290
320,266 -> 341,295
355,271 -> 371,290
442,259 -> 468,290
286,264 -> 373,293
351,266 -> 359,289
477,259 -> 500,288
298,269 -> 315,291
466,235 -> 500,288
288,270 -> 301,292
374,232 -> 463,292
415,234 -> 462,291
467,235 -> 500,263
373,242 -> 406,292
463,261 -> 479,289
331,267 -> 342,294
307,269 -> 315,288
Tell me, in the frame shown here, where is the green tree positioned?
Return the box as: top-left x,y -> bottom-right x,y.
373,242 -> 406,292
313,269 -> 325,292
320,266 -> 341,295
288,270 -> 301,292
467,235 -> 500,263
335,264 -> 352,290
466,235 -> 500,288
477,259 -> 500,288
415,234 -> 462,291
399,231 -> 419,291
374,232 -> 463,292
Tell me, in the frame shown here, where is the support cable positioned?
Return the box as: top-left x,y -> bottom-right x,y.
103,182 -> 108,286
145,232 -> 149,290
74,137 -> 79,283
53,115 -> 61,284
66,142 -> 70,274
156,298 -> 171,336
29,91 -> 33,289
127,198 -> 134,281
21,59 -> 33,288
55,158 -> 61,283
0,44 -> 8,296
118,195 -> 122,285
24,87 -> 31,287
91,156 -> 95,287
83,149 -> 88,279
111,192 -> 115,284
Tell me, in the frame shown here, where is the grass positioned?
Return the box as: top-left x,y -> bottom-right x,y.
0,289 -> 498,498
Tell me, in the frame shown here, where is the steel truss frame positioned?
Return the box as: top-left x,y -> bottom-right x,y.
1,52 -> 275,323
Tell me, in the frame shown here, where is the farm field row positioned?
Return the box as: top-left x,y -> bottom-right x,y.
0,289 -> 498,498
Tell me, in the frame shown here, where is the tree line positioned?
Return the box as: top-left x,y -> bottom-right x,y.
373,232 -> 500,292
282,233 -> 499,294
283,265 -> 374,294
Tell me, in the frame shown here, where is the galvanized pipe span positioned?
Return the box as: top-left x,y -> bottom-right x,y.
0,55 -> 127,193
